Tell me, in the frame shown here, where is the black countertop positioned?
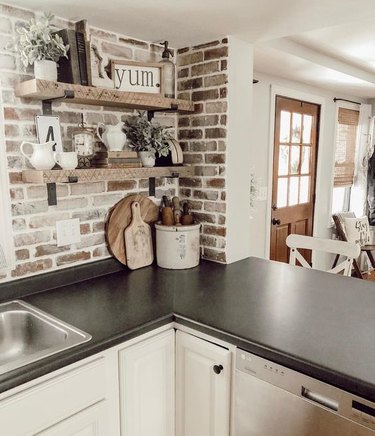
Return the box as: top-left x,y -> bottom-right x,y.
1,257 -> 375,401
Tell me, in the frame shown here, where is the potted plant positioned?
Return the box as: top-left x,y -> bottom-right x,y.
124,112 -> 173,167
10,12 -> 68,81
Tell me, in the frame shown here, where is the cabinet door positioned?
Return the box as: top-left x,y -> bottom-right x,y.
36,401 -> 109,435
119,329 -> 175,436
176,330 -> 232,436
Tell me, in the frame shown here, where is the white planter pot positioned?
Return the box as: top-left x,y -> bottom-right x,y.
34,60 -> 57,81
139,151 -> 155,168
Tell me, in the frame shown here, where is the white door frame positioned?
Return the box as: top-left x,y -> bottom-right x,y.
265,85 -> 326,259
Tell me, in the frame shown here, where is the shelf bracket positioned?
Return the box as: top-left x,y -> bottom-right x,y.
42,90 -> 75,115
149,177 -> 156,196
47,183 -> 57,206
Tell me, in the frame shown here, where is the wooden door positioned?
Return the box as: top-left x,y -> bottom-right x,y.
270,96 -> 320,263
175,330 -> 231,436
118,329 -> 175,436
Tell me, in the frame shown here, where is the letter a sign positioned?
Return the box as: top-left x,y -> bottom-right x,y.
111,60 -> 163,95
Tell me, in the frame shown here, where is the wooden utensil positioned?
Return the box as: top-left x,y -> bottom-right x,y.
124,201 -> 154,270
161,207 -> 174,225
105,194 -> 159,265
172,196 -> 181,225
181,202 -> 194,225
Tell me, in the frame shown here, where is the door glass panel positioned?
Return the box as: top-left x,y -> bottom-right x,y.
280,111 -> 291,142
290,146 -> 300,174
277,178 -> 288,208
291,113 -> 302,143
278,146 -> 289,176
289,176 -> 299,206
303,115 -> 312,144
301,146 -> 310,174
300,176 -> 309,203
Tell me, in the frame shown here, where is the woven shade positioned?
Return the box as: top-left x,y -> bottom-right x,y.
334,108 -> 359,187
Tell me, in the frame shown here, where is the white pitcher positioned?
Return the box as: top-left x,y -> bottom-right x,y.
97,122 -> 127,151
20,141 -> 56,170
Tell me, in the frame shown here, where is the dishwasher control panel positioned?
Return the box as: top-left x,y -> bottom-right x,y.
236,349 -> 289,381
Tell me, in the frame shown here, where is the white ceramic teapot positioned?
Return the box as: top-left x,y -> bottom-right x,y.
96,122 -> 127,151
20,141 -> 56,170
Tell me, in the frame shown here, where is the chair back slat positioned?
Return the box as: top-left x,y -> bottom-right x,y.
286,234 -> 360,277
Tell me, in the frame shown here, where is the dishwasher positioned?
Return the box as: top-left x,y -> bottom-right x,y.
235,348 -> 375,435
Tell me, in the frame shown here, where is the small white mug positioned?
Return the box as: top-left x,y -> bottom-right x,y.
54,151 -> 78,170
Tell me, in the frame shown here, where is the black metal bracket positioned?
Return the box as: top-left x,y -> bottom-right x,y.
149,177 -> 156,196
42,90 -> 75,115
147,103 -> 179,121
47,183 -> 57,206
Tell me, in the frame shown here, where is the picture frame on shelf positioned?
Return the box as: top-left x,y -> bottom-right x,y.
35,115 -> 63,152
111,60 -> 163,95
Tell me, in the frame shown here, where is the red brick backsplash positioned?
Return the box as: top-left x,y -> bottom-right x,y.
176,39 -> 228,263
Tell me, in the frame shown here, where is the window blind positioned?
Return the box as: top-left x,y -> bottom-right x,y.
333,107 -> 359,187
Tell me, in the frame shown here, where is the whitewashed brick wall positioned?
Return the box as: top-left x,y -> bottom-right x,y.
0,3 -> 178,282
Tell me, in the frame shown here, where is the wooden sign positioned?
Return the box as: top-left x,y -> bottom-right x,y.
112,60 -> 163,95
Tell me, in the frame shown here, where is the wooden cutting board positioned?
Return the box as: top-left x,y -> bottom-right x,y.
105,194 -> 159,265
124,201 -> 154,270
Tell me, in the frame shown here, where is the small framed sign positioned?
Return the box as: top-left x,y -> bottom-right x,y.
35,115 -> 63,152
111,60 -> 163,95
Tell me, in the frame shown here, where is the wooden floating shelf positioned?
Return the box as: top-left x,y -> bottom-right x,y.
16,79 -> 195,113
22,166 -> 194,184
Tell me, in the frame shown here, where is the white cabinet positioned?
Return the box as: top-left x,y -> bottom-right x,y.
0,325 -> 233,436
119,329 -> 175,436
0,356 -> 110,436
176,330 -> 232,436
36,401 -> 109,435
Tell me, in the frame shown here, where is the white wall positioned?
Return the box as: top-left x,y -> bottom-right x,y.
226,37 -> 254,263
0,83 -> 14,273
249,71 -> 367,263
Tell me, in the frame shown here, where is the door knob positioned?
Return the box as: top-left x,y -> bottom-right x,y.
272,218 -> 281,225
213,364 -> 223,374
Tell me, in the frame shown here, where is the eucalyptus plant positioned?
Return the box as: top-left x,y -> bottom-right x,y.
10,12 -> 68,67
125,112 -> 173,157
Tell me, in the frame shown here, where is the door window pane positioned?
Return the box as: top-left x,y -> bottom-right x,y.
278,146 -> 289,176
277,178 -> 288,208
290,146 -> 300,174
289,176 -> 299,206
301,147 -> 310,174
280,111 -> 291,142
303,115 -> 312,144
291,113 -> 302,143
300,176 -> 309,203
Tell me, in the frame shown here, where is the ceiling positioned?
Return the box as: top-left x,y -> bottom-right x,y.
7,0 -> 375,97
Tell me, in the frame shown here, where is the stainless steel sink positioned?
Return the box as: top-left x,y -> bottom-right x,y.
0,300 -> 91,374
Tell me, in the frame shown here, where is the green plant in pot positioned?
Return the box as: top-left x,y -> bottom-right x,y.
125,112 -> 173,167
10,12 -> 68,81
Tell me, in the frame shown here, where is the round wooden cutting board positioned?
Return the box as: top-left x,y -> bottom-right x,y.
105,194 -> 160,265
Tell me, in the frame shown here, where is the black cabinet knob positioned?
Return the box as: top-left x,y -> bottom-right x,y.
272,218 -> 281,225
213,364 -> 223,374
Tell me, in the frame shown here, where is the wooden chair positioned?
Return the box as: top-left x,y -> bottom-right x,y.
286,234 -> 360,277
332,213 -> 375,279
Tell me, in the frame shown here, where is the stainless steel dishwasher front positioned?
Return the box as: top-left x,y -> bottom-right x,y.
234,348 -> 375,435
